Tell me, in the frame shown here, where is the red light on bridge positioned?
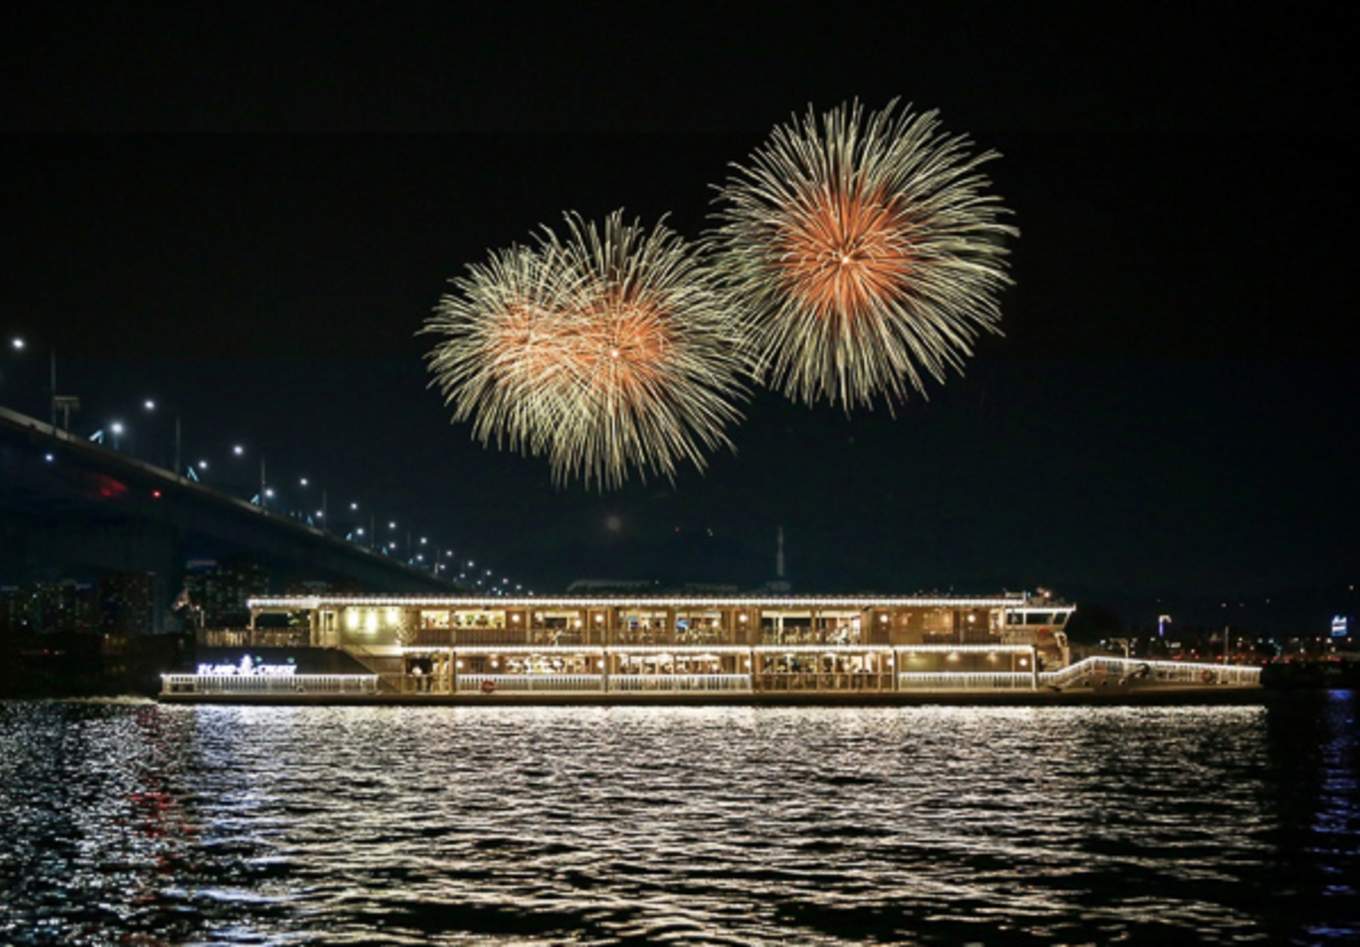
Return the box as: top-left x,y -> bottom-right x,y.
151,489 -> 162,499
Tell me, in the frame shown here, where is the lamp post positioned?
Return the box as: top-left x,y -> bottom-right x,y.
141,398 -> 182,472
4,337 -> 59,425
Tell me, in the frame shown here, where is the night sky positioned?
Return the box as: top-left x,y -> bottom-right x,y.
3,8 -> 1356,626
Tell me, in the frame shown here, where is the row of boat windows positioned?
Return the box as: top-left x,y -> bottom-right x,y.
323,608 -> 1064,632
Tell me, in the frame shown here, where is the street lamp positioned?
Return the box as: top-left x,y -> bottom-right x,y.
5,336 -> 60,426
140,398 -> 182,471
109,420 -> 125,451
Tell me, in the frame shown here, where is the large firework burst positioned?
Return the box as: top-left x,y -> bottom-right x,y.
707,98 -> 1016,409
423,211 -> 746,490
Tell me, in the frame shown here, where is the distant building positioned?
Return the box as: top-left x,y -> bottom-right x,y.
0,580 -> 97,635
566,578 -> 659,595
680,582 -> 742,595
0,585 -> 21,636
96,572 -> 156,634
183,558 -> 269,628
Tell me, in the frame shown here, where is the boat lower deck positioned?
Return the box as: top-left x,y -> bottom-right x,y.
158,684 -> 1266,706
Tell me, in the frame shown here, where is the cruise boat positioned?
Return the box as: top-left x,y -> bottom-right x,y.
159,592 -> 1264,701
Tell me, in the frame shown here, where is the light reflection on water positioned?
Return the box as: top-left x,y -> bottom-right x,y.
1,697 -> 1357,944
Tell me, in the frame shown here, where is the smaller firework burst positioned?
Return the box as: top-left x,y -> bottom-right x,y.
423,212 -> 747,489
707,98 -> 1017,410
422,243 -> 581,459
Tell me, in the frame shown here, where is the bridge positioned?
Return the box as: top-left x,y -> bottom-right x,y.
0,405 -> 461,630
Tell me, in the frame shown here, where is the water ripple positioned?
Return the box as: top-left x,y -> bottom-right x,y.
1,697 -> 1357,944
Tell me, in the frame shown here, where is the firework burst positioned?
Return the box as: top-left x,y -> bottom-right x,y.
706,98 -> 1016,409
423,211 -> 747,490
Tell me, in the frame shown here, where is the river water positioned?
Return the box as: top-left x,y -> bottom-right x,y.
1,696 -> 1356,945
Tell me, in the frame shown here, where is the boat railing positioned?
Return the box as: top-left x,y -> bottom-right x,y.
408,629 -> 454,647
609,673 -> 752,692
161,673 -> 378,695
1040,657 -> 1261,688
754,672 -> 895,691
898,671 -> 1034,690
455,673 -> 605,693
196,628 -> 311,648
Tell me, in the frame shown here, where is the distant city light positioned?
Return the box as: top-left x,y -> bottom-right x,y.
264,487 -> 275,498
10,337 -> 25,351
315,510 -> 324,518
232,444 -> 244,456
43,452 -> 54,463
350,501 -> 359,510
388,541 -> 397,549
109,421 -> 124,435
419,537 -> 427,545
143,399 -> 156,411
299,477 -> 309,486
467,560 -> 475,568
197,459 -> 209,470
388,521 -> 397,529
356,528 -> 365,536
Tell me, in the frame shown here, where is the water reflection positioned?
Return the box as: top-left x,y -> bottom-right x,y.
0,698 -> 1356,944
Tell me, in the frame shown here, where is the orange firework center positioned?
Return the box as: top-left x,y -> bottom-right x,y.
487,303 -> 584,388
490,293 -> 671,396
583,296 -> 670,396
778,185 -> 912,321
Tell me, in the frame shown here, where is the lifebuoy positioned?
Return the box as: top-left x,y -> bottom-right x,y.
480,679 -> 496,694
